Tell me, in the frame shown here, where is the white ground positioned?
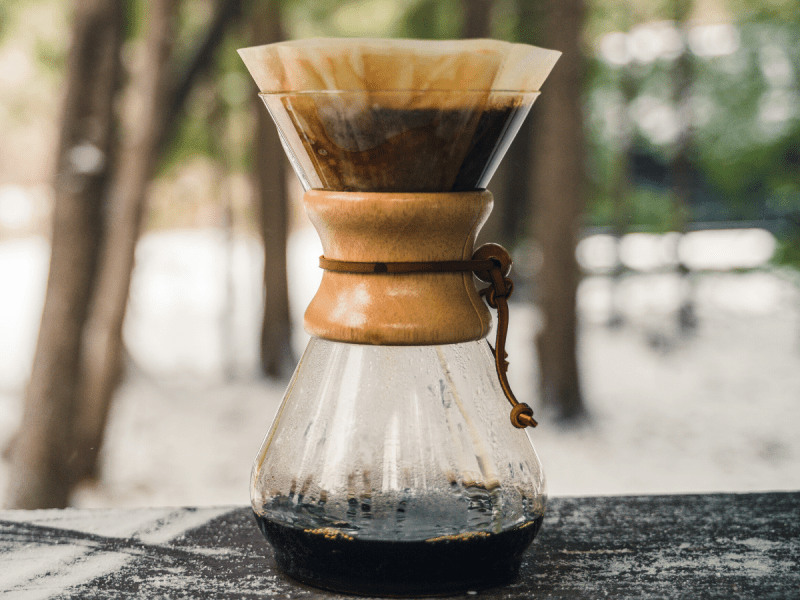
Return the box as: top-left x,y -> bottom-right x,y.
0,228 -> 799,508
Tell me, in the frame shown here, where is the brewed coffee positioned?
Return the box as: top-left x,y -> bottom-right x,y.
256,513 -> 544,596
263,93 -> 535,192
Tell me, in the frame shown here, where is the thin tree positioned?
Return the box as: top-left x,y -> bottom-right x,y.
250,0 -> 294,379
671,0 -> 697,333
527,0 -> 588,420
4,0 -> 124,509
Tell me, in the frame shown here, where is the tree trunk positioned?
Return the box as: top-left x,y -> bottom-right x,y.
251,0 -> 294,379
4,0 -> 124,509
71,0 -> 244,484
672,0 -> 697,333
529,0 -> 588,420
70,0 -> 180,484
461,0 -> 492,39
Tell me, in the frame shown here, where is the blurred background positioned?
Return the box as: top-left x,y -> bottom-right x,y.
1,0 -> 799,509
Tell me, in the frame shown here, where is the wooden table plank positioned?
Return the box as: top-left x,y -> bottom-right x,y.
1,492 -> 797,599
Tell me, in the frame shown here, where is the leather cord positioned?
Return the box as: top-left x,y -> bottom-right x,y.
318,256 -> 498,274
318,244 -> 538,430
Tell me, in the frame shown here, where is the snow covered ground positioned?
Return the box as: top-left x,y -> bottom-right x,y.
0,228 -> 799,508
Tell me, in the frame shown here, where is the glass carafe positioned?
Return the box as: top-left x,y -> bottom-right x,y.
240,40 -> 560,596
253,339 -> 545,595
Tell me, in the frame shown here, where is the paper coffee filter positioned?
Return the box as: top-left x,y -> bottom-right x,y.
238,38 -> 560,95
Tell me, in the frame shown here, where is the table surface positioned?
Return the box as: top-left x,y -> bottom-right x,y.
1,491 -> 798,599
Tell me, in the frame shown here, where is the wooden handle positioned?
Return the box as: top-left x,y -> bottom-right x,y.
304,190 -> 493,345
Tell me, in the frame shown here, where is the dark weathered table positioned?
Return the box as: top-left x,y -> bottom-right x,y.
1,492 -> 797,599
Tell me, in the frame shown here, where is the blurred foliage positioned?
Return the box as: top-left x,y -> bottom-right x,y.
399,0 -> 463,39
773,236 -> 800,268
588,187 -> 681,232
0,1 -> 10,42
34,34 -> 66,75
124,0 -> 148,39
1,0 -> 799,256
585,19 -> 800,241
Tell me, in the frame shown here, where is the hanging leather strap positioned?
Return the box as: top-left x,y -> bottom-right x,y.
319,244 -> 538,430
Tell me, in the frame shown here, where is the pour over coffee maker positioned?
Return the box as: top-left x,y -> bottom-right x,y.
239,38 -> 560,596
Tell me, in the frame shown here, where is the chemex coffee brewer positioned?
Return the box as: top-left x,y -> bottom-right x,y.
238,38 -> 560,596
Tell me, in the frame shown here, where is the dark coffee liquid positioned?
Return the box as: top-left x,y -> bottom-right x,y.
254,514 -> 543,597
264,95 -> 533,192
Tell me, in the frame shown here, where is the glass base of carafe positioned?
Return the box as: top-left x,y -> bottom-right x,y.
254,513 -> 543,596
